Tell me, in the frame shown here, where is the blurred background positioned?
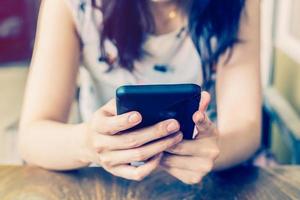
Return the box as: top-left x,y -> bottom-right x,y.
0,0 -> 299,166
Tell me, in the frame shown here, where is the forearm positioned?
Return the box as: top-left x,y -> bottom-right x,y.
213,120 -> 261,170
18,120 -> 90,170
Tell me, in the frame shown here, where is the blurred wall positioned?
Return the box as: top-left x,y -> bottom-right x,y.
261,0 -> 275,87
0,0 -> 40,64
274,50 -> 300,116
271,0 -> 300,163
271,49 -> 300,163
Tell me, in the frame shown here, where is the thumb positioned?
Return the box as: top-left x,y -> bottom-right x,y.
101,98 -> 117,116
199,91 -> 211,113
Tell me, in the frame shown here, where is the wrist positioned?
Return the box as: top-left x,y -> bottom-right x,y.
74,122 -> 92,166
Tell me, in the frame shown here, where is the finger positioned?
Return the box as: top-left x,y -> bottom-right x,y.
95,119 -> 180,151
91,110 -> 142,135
99,132 -> 183,166
199,91 -> 211,113
109,153 -> 163,181
192,112 -> 216,137
161,154 -> 214,173
101,98 -> 117,116
166,137 -> 219,157
162,166 -> 204,185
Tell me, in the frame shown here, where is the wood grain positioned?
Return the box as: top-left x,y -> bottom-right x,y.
0,166 -> 299,200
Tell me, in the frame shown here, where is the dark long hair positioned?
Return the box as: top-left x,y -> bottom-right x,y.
92,0 -> 246,88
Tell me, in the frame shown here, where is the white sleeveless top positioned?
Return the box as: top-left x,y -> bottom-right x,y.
64,0 -> 205,121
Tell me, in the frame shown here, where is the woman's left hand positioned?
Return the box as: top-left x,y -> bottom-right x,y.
160,91 -> 220,184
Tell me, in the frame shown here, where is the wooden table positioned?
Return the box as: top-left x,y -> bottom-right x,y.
0,165 -> 299,200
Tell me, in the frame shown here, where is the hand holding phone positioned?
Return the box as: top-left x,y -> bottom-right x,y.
83,99 -> 182,180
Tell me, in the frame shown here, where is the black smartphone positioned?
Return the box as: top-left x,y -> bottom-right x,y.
116,84 -> 201,139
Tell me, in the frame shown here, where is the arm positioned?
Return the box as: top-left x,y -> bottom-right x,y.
18,0 -> 86,170
214,0 -> 261,170
160,0 -> 261,184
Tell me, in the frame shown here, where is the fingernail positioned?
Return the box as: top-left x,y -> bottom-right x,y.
197,112 -> 205,123
167,121 -> 179,132
176,133 -> 183,141
128,113 -> 140,123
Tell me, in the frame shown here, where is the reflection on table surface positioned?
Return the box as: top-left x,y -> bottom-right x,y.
0,165 -> 300,200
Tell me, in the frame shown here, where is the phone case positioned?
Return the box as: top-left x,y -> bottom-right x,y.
116,84 -> 201,139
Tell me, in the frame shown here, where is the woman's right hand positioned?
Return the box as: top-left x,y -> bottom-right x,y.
81,99 -> 183,181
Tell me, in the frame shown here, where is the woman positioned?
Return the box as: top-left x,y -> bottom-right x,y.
19,0 -> 261,184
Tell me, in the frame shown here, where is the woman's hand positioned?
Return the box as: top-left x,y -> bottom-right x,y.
161,92 -> 220,184
81,99 -> 183,181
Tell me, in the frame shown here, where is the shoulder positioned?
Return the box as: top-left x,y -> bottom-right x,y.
63,0 -> 103,40
239,0 -> 260,39
64,0 -> 102,13
63,0 -> 100,19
